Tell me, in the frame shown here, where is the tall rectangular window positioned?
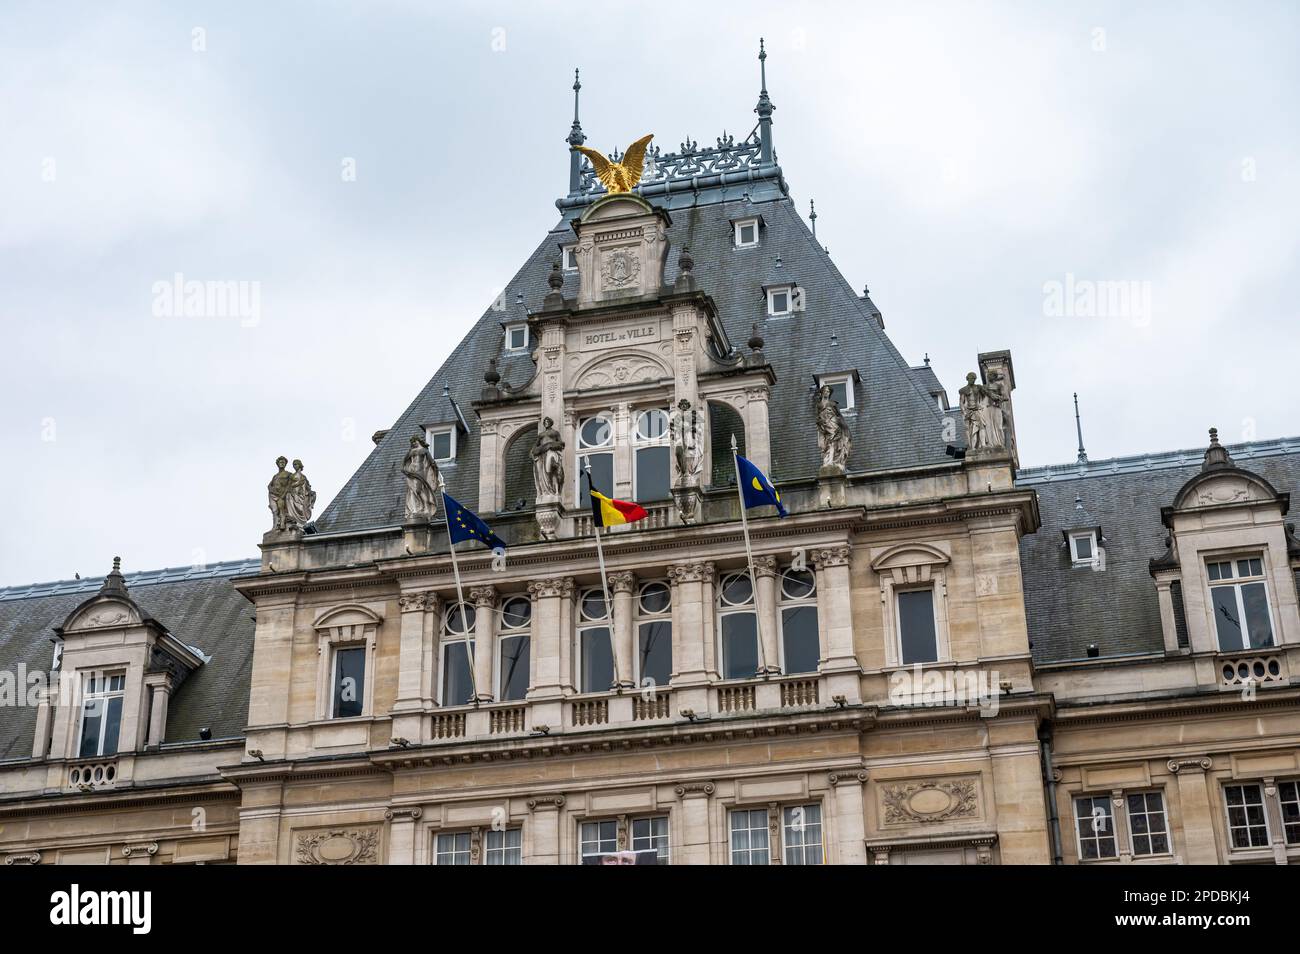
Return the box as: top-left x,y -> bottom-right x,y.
729,808 -> 771,865
435,831 -> 472,865
1074,795 -> 1117,860
498,634 -> 530,702
485,828 -> 523,865
1278,780 -> 1300,845
579,586 -> 614,693
719,572 -> 759,679
633,409 -> 671,502
441,602 -> 476,706
1224,783 -> 1270,849
1126,792 -> 1169,856
332,646 -> 366,718
1207,557 -> 1274,651
779,568 -> 820,675
78,672 -> 125,758
897,589 -> 939,664
579,819 -> 619,862
631,816 -> 670,864
782,804 -> 824,865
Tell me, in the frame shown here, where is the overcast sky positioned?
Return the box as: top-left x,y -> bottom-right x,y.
2,1 -> 1297,586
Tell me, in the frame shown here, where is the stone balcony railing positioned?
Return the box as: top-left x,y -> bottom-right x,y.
416,675 -> 828,746
572,501 -> 675,537
67,759 -> 119,791
1219,652 -> 1286,690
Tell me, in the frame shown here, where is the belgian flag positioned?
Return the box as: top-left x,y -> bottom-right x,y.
589,489 -> 649,528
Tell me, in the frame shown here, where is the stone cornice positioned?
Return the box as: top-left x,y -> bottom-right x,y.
0,779 -> 239,818
1053,686 -> 1300,728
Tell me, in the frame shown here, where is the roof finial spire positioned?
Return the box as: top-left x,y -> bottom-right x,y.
755,38 -> 775,165
1073,392 -> 1088,463
809,198 -> 817,238
566,68 -> 587,194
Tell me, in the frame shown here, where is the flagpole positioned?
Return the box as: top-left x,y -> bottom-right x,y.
731,435 -> 771,677
439,475 -> 480,704
583,457 -> 623,693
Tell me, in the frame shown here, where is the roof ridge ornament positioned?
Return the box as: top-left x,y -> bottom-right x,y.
755,38 -> 775,164
573,134 -> 655,194
566,68 -> 586,193
99,556 -> 128,598
1202,426 -> 1233,471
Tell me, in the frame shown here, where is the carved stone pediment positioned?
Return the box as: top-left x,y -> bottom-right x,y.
574,352 -> 671,390
573,194 -> 670,307
63,598 -> 142,633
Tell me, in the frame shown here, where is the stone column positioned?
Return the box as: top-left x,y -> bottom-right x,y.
393,591 -> 435,743
674,782 -> 715,865
145,680 -> 171,749
471,585 -> 498,702
527,795 -> 566,865
1154,578 -> 1181,653
1168,758 -> 1219,863
609,571 -> 636,689
385,807 -> 423,866
667,563 -> 713,686
743,384 -> 773,474
753,555 -> 781,674
830,771 -> 869,865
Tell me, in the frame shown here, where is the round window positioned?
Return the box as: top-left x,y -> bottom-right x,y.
636,409 -> 669,441
501,597 -> 531,629
720,573 -> 753,606
581,588 -> 608,621
445,603 -> 476,636
639,581 -> 671,614
781,569 -> 816,600
579,417 -> 612,447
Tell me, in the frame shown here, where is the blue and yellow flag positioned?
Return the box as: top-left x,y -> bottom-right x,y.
442,492 -> 507,550
736,455 -> 787,517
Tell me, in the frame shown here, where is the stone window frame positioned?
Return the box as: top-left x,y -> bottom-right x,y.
870,543 -> 953,669
1068,529 -> 1100,567
1071,793 -> 1117,861
575,812 -> 669,863
504,322 -> 529,353
816,373 -> 856,411
562,243 -> 578,270
439,600 -> 477,707
632,579 -> 672,692
313,605 -> 381,722
1222,781 -> 1271,851
76,670 -> 127,758
425,424 -> 457,463
776,565 -> 820,676
722,796 -> 828,866
1203,550 -> 1278,652
574,586 -> 615,695
716,569 -> 761,681
496,593 -> 532,702
733,217 -> 760,248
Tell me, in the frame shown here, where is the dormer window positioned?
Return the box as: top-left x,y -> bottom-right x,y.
734,218 -> 760,248
427,426 -> 457,462
766,284 -> 803,317
78,672 -> 125,758
505,323 -> 529,353
1207,556 -> 1275,651
1069,530 -> 1099,567
563,244 -> 578,270
817,374 -> 855,411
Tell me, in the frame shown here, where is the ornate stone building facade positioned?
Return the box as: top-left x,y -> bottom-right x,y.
2,52 -> 1298,866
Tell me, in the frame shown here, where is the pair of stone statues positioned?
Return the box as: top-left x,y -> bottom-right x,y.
958,371 -> 1011,452
267,457 -> 316,532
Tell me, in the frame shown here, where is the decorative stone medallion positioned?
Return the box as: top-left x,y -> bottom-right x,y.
881,778 -> 979,826
600,246 -> 641,291
295,827 -> 381,865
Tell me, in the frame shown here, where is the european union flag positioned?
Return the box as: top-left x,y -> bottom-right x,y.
442,492 -> 507,551
736,455 -> 787,517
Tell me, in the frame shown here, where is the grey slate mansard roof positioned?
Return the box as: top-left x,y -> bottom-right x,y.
1017,436 -> 1300,665
315,127 -> 956,534
0,560 -> 258,760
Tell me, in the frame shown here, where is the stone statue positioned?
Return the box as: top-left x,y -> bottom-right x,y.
670,398 -> 704,483
402,435 -> 440,520
531,416 -> 565,499
284,459 -> 316,530
959,372 -> 1007,452
815,385 -> 852,472
267,456 -> 293,532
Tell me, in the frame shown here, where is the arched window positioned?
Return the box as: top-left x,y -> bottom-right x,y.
709,401 -> 745,486
441,602 -> 476,706
497,596 -> 531,701
633,409 -> 671,501
779,568 -> 819,674
501,430 -> 537,513
577,587 -> 614,693
635,581 -> 672,691
718,572 -> 759,679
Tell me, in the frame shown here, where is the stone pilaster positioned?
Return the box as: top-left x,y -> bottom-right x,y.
667,562 -> 715,687
830,770 -> 869,865
526,794 -> 566,866
393,590 -> 438,743
812,545 -> 859,679
1168,757 -> 1218,863
743,384 -> 773,474
674,781 -> 715,865
527,578 -> 574,704
385,807 -> 424,866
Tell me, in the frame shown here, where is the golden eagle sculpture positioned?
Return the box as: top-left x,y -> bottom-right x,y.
575,134 -> 655,194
